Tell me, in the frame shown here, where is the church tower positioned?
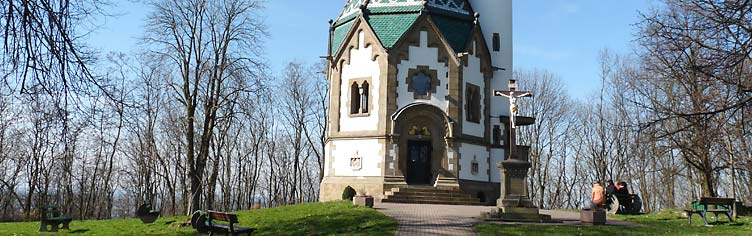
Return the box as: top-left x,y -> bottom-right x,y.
320,0 -> 521,205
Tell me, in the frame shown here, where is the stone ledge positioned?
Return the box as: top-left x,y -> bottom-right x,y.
482,207 -> 555,223
580,210 -> 606,226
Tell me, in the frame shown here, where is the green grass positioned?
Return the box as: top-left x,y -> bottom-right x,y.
0,201 -> 397,236
475,210 -> 752,236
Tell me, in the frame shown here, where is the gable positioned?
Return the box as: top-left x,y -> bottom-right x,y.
464,26 -> 494,79
330,0 -> 476,56
332,15 -> 387,68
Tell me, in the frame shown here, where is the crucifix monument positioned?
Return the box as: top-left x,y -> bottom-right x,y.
485,79 -> 551,222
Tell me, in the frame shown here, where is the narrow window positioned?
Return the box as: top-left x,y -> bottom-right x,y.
471,158 -> 479,175
493,125 -> 501,145
493,33 -> 500,52
350,82 -> 361,114
465,83 -> 481,123
361,81 -> 369,113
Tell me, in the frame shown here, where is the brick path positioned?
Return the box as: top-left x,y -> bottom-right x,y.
375,203 -> 641,236
376,203 -> 488,236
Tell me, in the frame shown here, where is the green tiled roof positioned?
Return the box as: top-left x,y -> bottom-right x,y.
331,0 -> 475,56
368,13 -> 420,48
430,13 -> 473,52
331,20 -> 356,55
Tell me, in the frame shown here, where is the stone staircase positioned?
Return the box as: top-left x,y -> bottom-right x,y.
382,185 -> 484,206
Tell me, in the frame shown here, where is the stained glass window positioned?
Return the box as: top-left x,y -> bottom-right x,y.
412,72 -> 432,97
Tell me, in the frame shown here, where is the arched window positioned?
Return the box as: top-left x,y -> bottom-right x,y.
350,82 -> 361,114
361,81 -> 369,113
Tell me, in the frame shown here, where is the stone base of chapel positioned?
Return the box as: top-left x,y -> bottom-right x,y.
319,176 -> 386,203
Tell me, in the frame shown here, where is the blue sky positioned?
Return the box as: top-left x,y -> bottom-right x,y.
88,0 -> 656,99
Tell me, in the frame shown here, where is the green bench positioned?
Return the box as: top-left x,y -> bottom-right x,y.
684,197 -> 734,225
39,206 -> 72,232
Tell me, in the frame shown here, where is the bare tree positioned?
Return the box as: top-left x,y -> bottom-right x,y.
144,0 -> 266,213
516,69 -> 571,209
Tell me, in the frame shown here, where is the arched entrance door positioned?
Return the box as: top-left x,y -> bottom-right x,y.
392,103 -> 455,185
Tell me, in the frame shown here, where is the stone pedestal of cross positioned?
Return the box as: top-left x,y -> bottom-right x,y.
483,79 -> 552,222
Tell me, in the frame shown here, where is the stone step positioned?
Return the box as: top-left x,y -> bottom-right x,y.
392,187 -> 473,194
388,191 -> 474,198
382,186 -> 484,206
385,195 -> 480,203
382,198 -> 485,206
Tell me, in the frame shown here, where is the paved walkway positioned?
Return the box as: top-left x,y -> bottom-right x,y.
375,203 -> 641,236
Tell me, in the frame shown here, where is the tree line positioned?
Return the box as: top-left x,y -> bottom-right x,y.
0,0 -> 327,221
0,0 -> 750,222
519,0 -> 751,212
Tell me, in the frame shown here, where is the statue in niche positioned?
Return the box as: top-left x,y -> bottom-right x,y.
408,126 -> 431,136
421,127 -> 431,136
409,126 -> 419,135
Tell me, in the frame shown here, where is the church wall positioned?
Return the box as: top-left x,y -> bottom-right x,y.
319,176 -> 385,202
469,0 -> 513,119
396,31 -> 450,112
319,138 -> 387,203
490,148 -> 505,183
458,143 -> 490,182
339,31 -> 381,133
462,41 -> 486,138
329,139 -> 384,177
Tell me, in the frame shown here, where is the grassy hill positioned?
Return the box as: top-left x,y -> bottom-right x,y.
0,201 -> 397,236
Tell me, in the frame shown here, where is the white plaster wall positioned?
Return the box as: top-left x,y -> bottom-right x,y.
324,142 -> 331,177
490,148 -> 506,183
396,31 -> 449,112
468,0 -> 513,119
459,143 -> 490,182
331,139 -> 383,177
339,31 -> 381,132
462,40 -> 486,138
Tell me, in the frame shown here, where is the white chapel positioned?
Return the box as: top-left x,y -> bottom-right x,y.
320,0 -> 527,205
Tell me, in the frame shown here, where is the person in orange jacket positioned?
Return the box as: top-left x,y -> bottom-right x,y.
591,180 -> 606,210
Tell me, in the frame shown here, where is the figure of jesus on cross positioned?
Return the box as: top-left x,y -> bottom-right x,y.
494,80 -> 532,160
494,80 -> 532,129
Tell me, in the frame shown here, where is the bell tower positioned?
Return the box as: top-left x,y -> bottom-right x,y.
467,0 -> 513,118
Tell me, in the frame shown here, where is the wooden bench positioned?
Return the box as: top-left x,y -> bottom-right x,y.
684,197 -> 734,225
206,211 -> 254,236
39,206 -> 72,232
